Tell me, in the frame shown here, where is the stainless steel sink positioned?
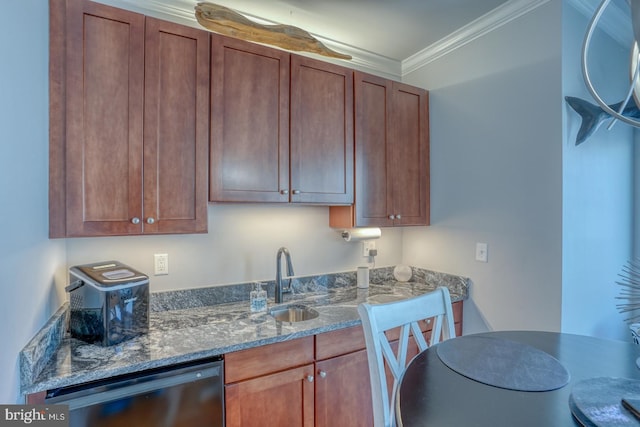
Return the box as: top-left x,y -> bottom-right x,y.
269,304 -> 319,322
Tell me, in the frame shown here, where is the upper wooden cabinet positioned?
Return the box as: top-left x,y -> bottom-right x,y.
391,79 -> 430,226
210,35 -> 290,203
210,38 -> 354,205
330,71 -> 429,228
49,0 -> 209,237
143,18 -> 209,234
290,55 -> 354,205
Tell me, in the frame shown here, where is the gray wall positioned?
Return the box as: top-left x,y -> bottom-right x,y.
402,0 -> 635,340
561,3 -> 633,340
65,205 -> 403,292
0,0 -> 67,404
401,1 -> 564,334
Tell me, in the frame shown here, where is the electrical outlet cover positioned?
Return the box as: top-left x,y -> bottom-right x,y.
363,241 -> 376,257
154,253 -> 169,275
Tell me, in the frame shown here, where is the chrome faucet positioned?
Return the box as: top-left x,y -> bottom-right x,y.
275,247 -> 295,303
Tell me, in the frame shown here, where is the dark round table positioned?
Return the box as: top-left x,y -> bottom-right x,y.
396,331 -> 640,426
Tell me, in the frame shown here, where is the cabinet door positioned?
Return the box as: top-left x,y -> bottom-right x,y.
64,0 -> 145,236
329,74 -> 429,228
290,55 -> 354,204
210,35 -> 290,202
225,364 -> 315,427
353,71 -> 394,227
315,349 -> 374,427
143,18 -> 209,234
390,82 -> 429,226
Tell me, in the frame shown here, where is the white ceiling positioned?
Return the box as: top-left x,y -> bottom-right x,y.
96,0 -> 567,76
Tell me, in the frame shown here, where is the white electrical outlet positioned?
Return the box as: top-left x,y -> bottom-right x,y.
154,253 -> 169,275
363,241 -> 376,257
475,243 -> 488,263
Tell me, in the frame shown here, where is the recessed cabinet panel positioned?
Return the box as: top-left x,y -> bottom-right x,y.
210,35 -> 290,202
290,55 -> 354,204
355,74 -> 393,227
225,364 -> 315,427
144,18 -> 209,234
315,350 -> 374,427
64,0 -> 144,236
391,83 -> 429,226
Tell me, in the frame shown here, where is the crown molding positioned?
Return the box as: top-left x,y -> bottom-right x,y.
309,38 -> 402,79
93,0 -> 402,78
402,0 -> 552,76
94,0 -> 573,79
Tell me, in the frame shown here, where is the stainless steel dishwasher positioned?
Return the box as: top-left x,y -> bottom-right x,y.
44,356 -> 224,427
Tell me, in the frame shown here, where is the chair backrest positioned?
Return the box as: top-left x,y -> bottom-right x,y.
358,287 -> 456,427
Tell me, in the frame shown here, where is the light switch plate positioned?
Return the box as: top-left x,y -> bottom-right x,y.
475,243 -> 488,263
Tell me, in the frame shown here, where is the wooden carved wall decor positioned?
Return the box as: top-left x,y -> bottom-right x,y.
194,2 -> 352,60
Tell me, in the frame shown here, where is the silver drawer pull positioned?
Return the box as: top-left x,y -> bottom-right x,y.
131,217 -> 140,224
146,217 -> 155,225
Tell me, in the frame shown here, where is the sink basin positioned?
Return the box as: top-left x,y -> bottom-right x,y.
270,304 -> 319,322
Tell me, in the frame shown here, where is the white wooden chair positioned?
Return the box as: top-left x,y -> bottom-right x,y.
358,287 -> 456,427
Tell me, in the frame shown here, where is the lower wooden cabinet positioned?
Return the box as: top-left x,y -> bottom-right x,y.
315,349 -> 373,427
224,330 -> 370,427
225,364 -> 315,427
224,301 -> 462,426
314,325 -> 373,427
224,337 -> 315,427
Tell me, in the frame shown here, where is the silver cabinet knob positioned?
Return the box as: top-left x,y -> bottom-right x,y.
292,189 -> 301,195
306,375 -> 314,382
396,214 -> 402,220
131,217 -> 141,224
388,215 -> 395,220
318,370 -> 327,378
280,189 -> 289,195
146,217 -> 155,225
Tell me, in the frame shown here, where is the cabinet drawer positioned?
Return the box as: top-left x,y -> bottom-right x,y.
315,326 -> 366,360
225,336 -> 314,384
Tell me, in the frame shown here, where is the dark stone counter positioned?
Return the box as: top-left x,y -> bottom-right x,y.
20,266 -> 469,396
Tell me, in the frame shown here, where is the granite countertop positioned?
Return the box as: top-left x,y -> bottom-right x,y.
20,266 -> 469,396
